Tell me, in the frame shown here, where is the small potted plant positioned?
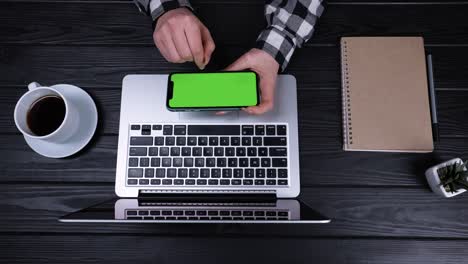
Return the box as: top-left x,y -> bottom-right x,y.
425,158 -> 468,198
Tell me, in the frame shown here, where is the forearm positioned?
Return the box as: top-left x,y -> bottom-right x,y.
256,0 -> 324,71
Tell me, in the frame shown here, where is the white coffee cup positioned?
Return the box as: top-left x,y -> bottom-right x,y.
14,82 -> 80,143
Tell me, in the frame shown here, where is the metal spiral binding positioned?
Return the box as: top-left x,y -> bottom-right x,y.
341,40 -> 353,146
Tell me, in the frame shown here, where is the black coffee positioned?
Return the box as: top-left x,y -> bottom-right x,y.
27,95 -> 66,136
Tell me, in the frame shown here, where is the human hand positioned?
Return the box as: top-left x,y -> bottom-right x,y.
224,48 -> 279,115
153,8 -> 215,69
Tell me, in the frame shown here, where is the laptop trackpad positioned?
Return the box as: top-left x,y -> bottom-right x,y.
178,111 -> 239,121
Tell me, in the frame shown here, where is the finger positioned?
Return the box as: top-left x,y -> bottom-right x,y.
201,26 -> 215,66
185,25 -> 205,69
160,27 -> 183,63
225,54 -> 250,71
242,108 -> 252,114
172,30 -> 193,62
245,73 -> 275,115
154,33 -> 171,62
244,102 -> 273,115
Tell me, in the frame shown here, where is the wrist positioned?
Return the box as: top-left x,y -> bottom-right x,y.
153,7 -> 195,32
151,1 -> 193,27
251,48 -> 280,72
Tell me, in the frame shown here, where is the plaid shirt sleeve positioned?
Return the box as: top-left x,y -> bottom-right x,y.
133,0 -> 192,21
256,0 -> 324,71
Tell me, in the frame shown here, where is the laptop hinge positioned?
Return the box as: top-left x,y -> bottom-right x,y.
138,190 -> 276,203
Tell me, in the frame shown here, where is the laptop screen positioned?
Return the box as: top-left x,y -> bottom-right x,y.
60,198 -> 330,224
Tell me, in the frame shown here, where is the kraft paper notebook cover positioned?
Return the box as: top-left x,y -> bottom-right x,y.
341,37 -> 434,152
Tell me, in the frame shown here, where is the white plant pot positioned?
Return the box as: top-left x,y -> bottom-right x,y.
425,158 -> 466,198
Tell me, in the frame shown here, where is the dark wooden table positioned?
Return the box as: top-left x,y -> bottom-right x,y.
1,0 -> 468,263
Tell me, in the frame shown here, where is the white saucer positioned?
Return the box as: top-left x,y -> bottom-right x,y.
24,84 -> 98,158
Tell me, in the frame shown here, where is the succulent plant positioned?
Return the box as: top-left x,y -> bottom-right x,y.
438,160 -> 468,193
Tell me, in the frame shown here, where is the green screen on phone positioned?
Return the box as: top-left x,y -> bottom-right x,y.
167,72 -> 259,109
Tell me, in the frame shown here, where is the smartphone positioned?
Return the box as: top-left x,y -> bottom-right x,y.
166,71 -> 259,111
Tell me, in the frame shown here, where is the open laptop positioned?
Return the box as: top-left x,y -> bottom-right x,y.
60,74 -> 330,223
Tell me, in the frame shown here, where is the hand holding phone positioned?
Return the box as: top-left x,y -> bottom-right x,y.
166,71 -> 259,111
224,49 -> 280,115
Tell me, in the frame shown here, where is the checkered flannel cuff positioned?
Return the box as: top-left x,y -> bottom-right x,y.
148,0 -> 193,21
256,27 -> 297,71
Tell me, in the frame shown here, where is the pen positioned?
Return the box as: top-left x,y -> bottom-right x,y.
427,54 -> 439,142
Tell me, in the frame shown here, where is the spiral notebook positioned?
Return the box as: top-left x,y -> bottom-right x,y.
341,37 -> 433,152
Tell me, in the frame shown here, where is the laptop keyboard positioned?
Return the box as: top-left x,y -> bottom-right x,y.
126,209 -> 290,221
126,124 -> 289,187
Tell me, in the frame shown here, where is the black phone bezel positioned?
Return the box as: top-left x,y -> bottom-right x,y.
166,71 -> 260,112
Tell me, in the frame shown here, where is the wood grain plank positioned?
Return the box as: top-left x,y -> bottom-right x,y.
2,184 -> 468,238
1,46 -> 467,89
2,2 -> 468,45
0,135 -> 117,183
1,1 -> 468,260
3,235 -> 468,264
2,88 -> 468,136
0,133 -> 466,185
5,0 -> 468,3
0,2 -> 262,46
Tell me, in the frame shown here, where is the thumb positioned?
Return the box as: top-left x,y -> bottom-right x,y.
201,26 -> 215,66
225,53 -> 250,71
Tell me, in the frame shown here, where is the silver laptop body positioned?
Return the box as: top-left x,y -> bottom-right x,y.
115,74 -> 300,198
